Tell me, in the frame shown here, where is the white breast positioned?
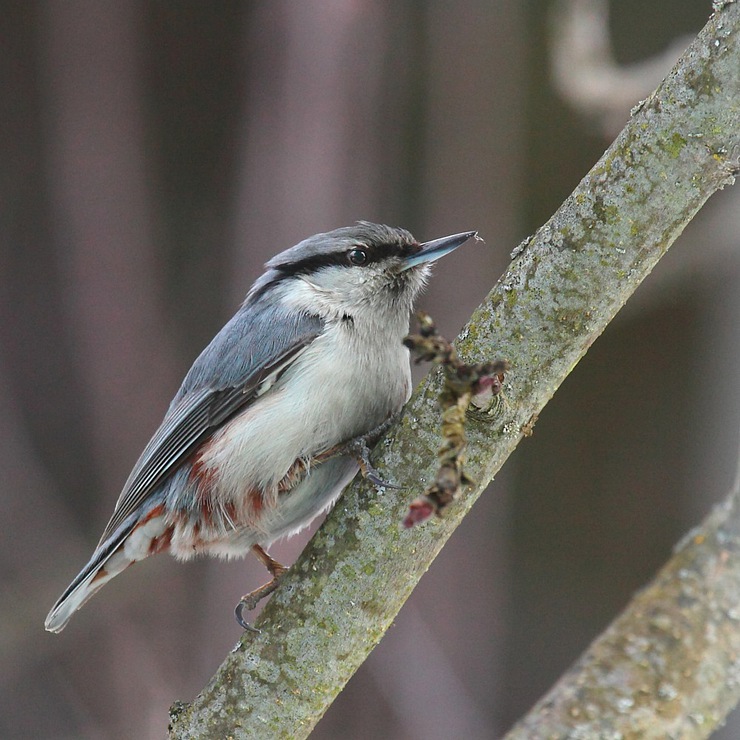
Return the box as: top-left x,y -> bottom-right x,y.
200,314 -> 411,504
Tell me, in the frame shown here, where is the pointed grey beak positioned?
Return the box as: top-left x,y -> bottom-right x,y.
400,230 -> 478,271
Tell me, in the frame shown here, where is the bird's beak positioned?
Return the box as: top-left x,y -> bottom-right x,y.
400,230 -> 478,271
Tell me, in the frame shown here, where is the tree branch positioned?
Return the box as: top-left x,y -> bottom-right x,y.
504,439 -> 740,738
169,4 -> 740,737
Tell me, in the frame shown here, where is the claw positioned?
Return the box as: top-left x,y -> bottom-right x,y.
234,601 -> 261,633
234,544 -> 288,631
358,455 -> 403,490
234,574 -> 285,631
314,414 -> 402,489
346,415 -> 404,490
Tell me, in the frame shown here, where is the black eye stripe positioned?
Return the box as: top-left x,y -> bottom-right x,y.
247,225 -> 420,302
274,252 -> 353,277
275,241 -> 415,277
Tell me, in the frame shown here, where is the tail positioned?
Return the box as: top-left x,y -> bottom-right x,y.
45,504 -> 170,633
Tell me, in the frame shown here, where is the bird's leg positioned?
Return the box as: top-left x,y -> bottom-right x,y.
234,544 -> 288,632
321,413 -> 403,489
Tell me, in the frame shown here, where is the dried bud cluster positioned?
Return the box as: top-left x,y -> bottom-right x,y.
402,312 -> 508,527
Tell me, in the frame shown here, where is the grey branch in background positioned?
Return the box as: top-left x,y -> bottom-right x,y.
551,0 -> 693,136
170,4 -> 740,738
505,437 -> 740,739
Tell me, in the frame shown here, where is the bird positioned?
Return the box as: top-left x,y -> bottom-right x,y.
45,222 -> 476,633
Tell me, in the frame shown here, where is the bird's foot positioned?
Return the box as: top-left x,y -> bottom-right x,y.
340,413 -> 403,489
234,545 -> 288,632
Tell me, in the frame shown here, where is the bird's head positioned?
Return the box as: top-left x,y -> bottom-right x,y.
247,222 -> 476,322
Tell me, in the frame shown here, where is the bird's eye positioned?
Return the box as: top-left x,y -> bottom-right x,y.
347,248 -> 368,266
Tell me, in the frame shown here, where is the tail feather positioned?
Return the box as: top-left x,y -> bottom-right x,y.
45,506 -> 168,633
44,542 -> 134,633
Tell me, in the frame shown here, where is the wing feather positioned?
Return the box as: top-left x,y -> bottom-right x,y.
97,304 -> 322,544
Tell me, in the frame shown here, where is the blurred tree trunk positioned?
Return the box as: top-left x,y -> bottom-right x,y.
37,2 -> 187,737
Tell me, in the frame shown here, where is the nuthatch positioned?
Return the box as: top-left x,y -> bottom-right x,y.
45,222 -> 476,633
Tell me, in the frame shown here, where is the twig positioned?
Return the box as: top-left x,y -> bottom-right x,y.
402,311 -> 508,526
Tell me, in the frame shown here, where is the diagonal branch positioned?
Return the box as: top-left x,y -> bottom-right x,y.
169,4 -> 740,738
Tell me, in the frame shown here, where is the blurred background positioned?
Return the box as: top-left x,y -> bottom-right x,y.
2,1 -> 738,738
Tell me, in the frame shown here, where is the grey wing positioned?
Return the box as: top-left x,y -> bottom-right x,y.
97,303 -> 323,544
